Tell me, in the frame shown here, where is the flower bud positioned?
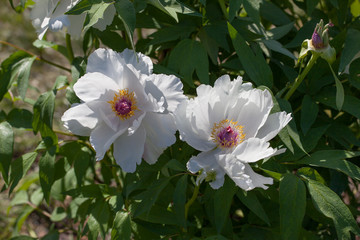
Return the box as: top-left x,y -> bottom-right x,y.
311,19 -> 333,49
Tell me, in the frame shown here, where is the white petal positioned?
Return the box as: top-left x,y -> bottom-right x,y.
48,15 -> 69,31
256,112 -> 292,142
214,74 -> 232,93
87,48 -> 125,81
61,103 -> 98,136
93,4 -> 116,31
232,138 -> 278,163
67,13 -> 86,38
73,72 -> 118,102
145,74 -> 186,112
113,126 -> 146,173
175,99 -> 216,151
217,154 -> 273,190
186,149 -> 225,189
119,49 -> 153,75
242,163 -> 273,190
86,100 -> 129,132
31,0 -> 58,39
142,112 -> 177,164
90,122 -> 127,161
228,89 -> 273,139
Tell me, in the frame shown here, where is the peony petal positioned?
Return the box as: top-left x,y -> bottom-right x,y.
242,163 -> 273,190
232,138 -> 278,163
175,99 -> 216,151
119,49 -> 153,75
61,103 -> 98,136
113,125 -> 146,173
86,48 -> 125,80
67,13 -> 86,38
93,4 -> 116,31
256,112 -> 292,142
48,15 -> 69,31
145,74 -> 186,112
186,149 -> 225,189
90,122 -> 127,161
217,154 -> 273,190
73,72 -> 118,103
142,112 -> 177,164
228,88 -> 273,139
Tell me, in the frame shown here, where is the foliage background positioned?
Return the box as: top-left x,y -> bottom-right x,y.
1,0 -> 360,239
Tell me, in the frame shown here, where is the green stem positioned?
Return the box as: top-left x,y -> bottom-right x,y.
0,40 -> 71,72
284,54 -> 319,100
136,28 -> 143,40
184,183 -> 200,220
66,33 -> 74,63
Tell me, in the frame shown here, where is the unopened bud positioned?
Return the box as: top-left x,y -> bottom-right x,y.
311,19 -> 333,49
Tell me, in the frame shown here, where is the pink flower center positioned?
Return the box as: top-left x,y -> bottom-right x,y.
115,98 -> 132,116
211,119 -> 245,148
108,89 -> 137,120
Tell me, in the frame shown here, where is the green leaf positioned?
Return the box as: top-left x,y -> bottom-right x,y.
64,184 -> 104,198
16,56 -> 36,99
149,24 -> 196,45
243,0 -> 261,25
33,39 -> 69,59
83,2 -> 112,32
229,0 -> 242,21
39,147 -> 56,203
228,22 -> 273,88
50,207 -> 67,222
173,175 -> 187,227
296,150 -> 360,181
277,98 -> 307,154
133,177 -> 171,217
88,199 -> 110,239
266,22 -> 294,40
0,51 -> 36,101
300,95 -> 318,135
111,211 -> 132,240
339,28 -> 360,73
7,108 -> 33,129
198,28 -> 219,65
214,178 -> 237,233
262,39 -> 296,59
297,167 -> 325,184
168,39 -> 209,86
66,0 -> 92,14
94,29 -> 128,52
307,180 -> 360,239
9,152 -> 38,194
147,0 -> 201,22
114,0 -> 136,50
279,174 -> 306,240
327,63 -> 344,110
32,90 -> 57,143
236,190 -> 270,225
349,58 -> 360,89
315,87 -> 360,119
0,121 -> 14,183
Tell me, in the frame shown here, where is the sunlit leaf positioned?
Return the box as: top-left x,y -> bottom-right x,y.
307,180 -> 360,240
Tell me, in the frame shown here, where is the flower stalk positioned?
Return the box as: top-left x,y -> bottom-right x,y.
66,33 -> 74,63
184,183 -> 200,220
284,53 -> 319,100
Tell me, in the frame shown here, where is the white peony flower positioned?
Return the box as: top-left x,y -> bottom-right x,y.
175,75 -> 292,190
61,48 -> 186,172
30,0 -> 116,39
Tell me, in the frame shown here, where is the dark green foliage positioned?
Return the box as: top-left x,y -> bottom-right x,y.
1,0 -> 360,239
